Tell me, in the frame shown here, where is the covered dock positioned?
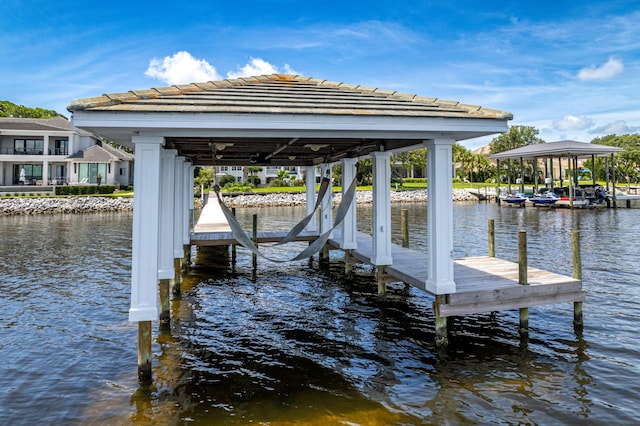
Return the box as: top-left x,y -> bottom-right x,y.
67,74 -> 584,381
490,140 -> 625,208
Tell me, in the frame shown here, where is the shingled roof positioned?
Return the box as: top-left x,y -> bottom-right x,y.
489,140 -> 624,160
68,74 -> 512,166
68,74 -> 512,120
0,116 -> 72,132
67,142 -> 135,162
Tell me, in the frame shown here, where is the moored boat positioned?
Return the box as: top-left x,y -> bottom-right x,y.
529,191 -> 559,206
501,192 -> 528,205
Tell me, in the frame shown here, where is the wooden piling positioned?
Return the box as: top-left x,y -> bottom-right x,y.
572,230 -> 584,330
173,258 -> 182,296
182,245 -> 190,271
319,245 -> 330,267
159,279 -> 170,327
401,209 -> 409,248
376,266 -> 387,295
231,207 -> 237,264
518,230 -> 528,335
344,249 -> 353,279
518,230 -> 527,286
434,294 -> 449,347
137,321 -> 152,382
252,213 -> 258,271
488,219 -> 495,257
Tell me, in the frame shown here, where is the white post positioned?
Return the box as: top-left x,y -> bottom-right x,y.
340,157 -> 357,249
371,151 -> 392,265
425,139 -> 456,294
158,149 -> 177,280
320,163 -> 333,237
42,135 -> 49,184
182,160 -> 192,245
305,165 -> 318,232
173,157 -> 185,259
129,136 -> 163,322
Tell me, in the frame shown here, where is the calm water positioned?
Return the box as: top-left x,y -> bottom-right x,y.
0,202 -> 638,425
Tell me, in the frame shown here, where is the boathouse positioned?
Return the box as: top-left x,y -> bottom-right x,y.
67,74 -> 584,379
491,140 -> 624,208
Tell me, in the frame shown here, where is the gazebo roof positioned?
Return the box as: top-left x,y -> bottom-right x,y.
68,74 -> 512,166
489,140 -> 623,160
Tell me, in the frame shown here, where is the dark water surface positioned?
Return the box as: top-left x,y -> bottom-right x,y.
1,203 -> 638,425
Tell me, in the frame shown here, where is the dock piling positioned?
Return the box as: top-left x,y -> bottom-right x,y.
488,219 -> 495,257
572,230 -> 584,330
159,279 -> 170,327
252,214 -> 258,271
344,250 -> 353,279
231,207 -> 237,264
518,230 -> 529,335
137,321 -> 152,382
401,209 -> 409,248
173,258 -> 182,296
434,295 -> 449,347
376,266 -> 387,295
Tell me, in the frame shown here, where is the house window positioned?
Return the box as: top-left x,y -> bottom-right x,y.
14,139 -> 44,155
120,168 -> 125,176
78,163 -> 107,184
14,164 -> 42,184
54,139 -> 68,155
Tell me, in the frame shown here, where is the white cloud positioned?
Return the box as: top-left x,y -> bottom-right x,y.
551,115 -> 595,131
577,57 -> 624,81
226,57 -> 298,79
145,51 -> 221,85
589,120 -> 639,135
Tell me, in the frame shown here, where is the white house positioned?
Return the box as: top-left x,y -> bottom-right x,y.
0,116 -> 133,187
215,165 -> 305,186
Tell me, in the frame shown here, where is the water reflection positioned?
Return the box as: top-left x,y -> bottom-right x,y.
1,204 -> 639,424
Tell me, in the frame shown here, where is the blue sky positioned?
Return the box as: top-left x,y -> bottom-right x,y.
1,0 -> 638,149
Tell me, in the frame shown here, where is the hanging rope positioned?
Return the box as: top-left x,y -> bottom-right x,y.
215,173 -> 358,263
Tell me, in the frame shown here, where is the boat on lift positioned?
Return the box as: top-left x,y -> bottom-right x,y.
528,190 -> 560,206
501,192 -> 528,205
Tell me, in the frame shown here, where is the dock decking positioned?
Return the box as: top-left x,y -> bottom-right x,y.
191,199 -> 319,246
192,202 -> 584,320
328,231 -> 584,317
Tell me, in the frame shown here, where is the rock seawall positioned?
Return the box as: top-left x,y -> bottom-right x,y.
0,189 -> 477,215
0,197 -> 134,215
222,189 -> 475,208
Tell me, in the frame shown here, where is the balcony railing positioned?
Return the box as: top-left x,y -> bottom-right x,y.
0,148 -> 68,155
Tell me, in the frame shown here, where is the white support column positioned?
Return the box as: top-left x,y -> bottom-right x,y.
182,160 -> 192,245
320,163 -> 333,237
187,164 -> 195,228
173,157 -> 186,258
158,149 -> 177,280
42,135 -> 49,184
340,157 -> 357,249
371,151 -> 392,265
129,136 -> 163,322
305,165 -> 318,232
425,139 -> 456,294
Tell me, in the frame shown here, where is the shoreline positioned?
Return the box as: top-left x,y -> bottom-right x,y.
0,189 -> 478,216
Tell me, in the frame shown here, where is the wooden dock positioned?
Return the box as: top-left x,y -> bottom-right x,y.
328,231 -> 584,317
191,201 -> 584,345
191,198 -> 319,246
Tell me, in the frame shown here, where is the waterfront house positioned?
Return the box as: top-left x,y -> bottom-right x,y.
0,116 -> 133,188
